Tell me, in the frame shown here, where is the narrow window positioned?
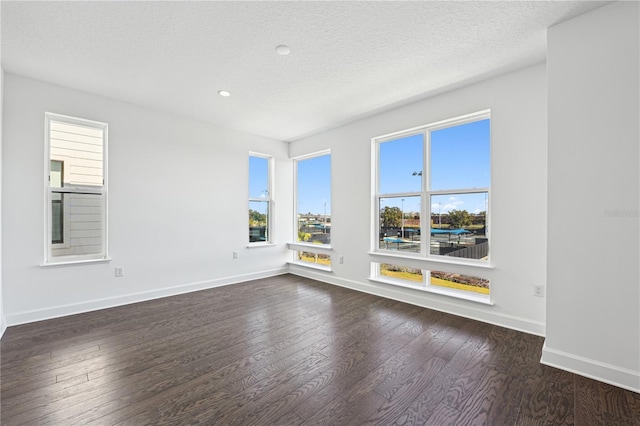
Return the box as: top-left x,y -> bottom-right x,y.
248,153 -> 273,244
292,151 -> 332,270
295,152 -> 331,245
46,113 -> 108,263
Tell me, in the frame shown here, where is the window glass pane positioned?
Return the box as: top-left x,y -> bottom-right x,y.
297,251 -> 331,267
249,156 -> 269,199
297,154 -> 331,244
430,192 -> 488,260
50,160 -> 63,188
379,195 -> 420,253
379,263 -> 424,283
430,271 -> 490,295
379,133 -> 423,194
52,193 -> 63,243
249,200 -> 268,242
50,121 -> 104,187
430,119 -> 490,191
51,192 -> 103,258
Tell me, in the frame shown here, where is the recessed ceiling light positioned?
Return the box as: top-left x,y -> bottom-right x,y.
275,45 -> 291,56
218,90 -> 231,97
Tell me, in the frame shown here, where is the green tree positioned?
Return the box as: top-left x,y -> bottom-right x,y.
381,206 -> 402,228
471,211 -> 486,225
249,209 -> 267,226
447,209 -> 472,229
298,231 -> 311,242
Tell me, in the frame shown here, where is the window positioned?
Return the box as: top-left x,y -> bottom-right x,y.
295,152 -> 331,245
375,111 -> 490,264
248,153 -> 273,244
373,262 -> 490,300
291,151 -> 331,269
45,113 -> 108,264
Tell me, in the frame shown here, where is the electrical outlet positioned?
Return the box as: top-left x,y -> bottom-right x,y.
233,251 -> 238,259
339,255 -> 344,264
115,267 -> 124,277
533,284 -> 545,297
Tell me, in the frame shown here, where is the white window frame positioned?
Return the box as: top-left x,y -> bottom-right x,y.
248,152 -> 274,246
44,113 -> 109,265
369,262 -> 492,305
290,149 -> 332,270
371,111 -> 491,272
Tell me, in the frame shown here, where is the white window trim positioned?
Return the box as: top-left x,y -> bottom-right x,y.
291,149 -> 332,270
292,149 -> 332,245
43,113 -> 109,265
369,275 -> 492,305
371,110 -> 491,263
288,247 -> 333,271
248,151 -> 274,245
288,259 -> 332,272
368,263 -> 492,305
370,111 -> 491,300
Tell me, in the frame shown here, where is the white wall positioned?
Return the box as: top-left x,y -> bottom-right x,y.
0,65 -> 6,338
2,74 -> 292,325
289,63 -> 548,335
544,2 -> 640,392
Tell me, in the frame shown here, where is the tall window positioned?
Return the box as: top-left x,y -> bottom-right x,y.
293,151 -> 332,268
248,153 -> 273,244
45,113 -> 108,263
295,152 -> 331,245
375,111 -> 490,264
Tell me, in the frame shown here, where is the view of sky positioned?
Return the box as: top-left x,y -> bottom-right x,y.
249,155 -> 269,200
297,154 -> 331,215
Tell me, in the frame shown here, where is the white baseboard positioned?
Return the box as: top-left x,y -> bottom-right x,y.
541,342 -> 640,393
6,267 -> 289,327
288,266 -> 546,337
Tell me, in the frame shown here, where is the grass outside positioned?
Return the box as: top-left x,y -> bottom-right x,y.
380,269 -> 423,282
431,277 -> 490,295
380,266 -> 489,295
299,253 -> 331,266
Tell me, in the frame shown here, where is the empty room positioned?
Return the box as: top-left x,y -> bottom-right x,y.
1,1 -> 639,425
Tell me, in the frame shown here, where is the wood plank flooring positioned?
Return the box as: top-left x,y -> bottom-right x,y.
1,274 -> 639,425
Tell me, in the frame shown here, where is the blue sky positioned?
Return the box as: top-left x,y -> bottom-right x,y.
297,154 -> 331,215
249,156 -> 269,200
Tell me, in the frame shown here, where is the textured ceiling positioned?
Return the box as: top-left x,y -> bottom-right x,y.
2,1 -> 608,142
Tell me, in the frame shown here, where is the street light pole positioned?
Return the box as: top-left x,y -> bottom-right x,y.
323,202 -> 327,233
401,198 -> 404,239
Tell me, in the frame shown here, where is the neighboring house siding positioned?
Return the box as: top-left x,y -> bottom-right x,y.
51,192 -> 104,257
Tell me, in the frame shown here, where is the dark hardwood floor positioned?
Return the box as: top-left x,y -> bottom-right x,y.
1,274 -> 639,425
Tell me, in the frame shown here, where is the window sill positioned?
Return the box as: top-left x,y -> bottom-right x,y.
369,276 -> 492,305
41,257 -> 112,267
368,251 -> 493,269
247,242 -> 276,248
288,261 -> 332,272
287,242 -> 333,253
